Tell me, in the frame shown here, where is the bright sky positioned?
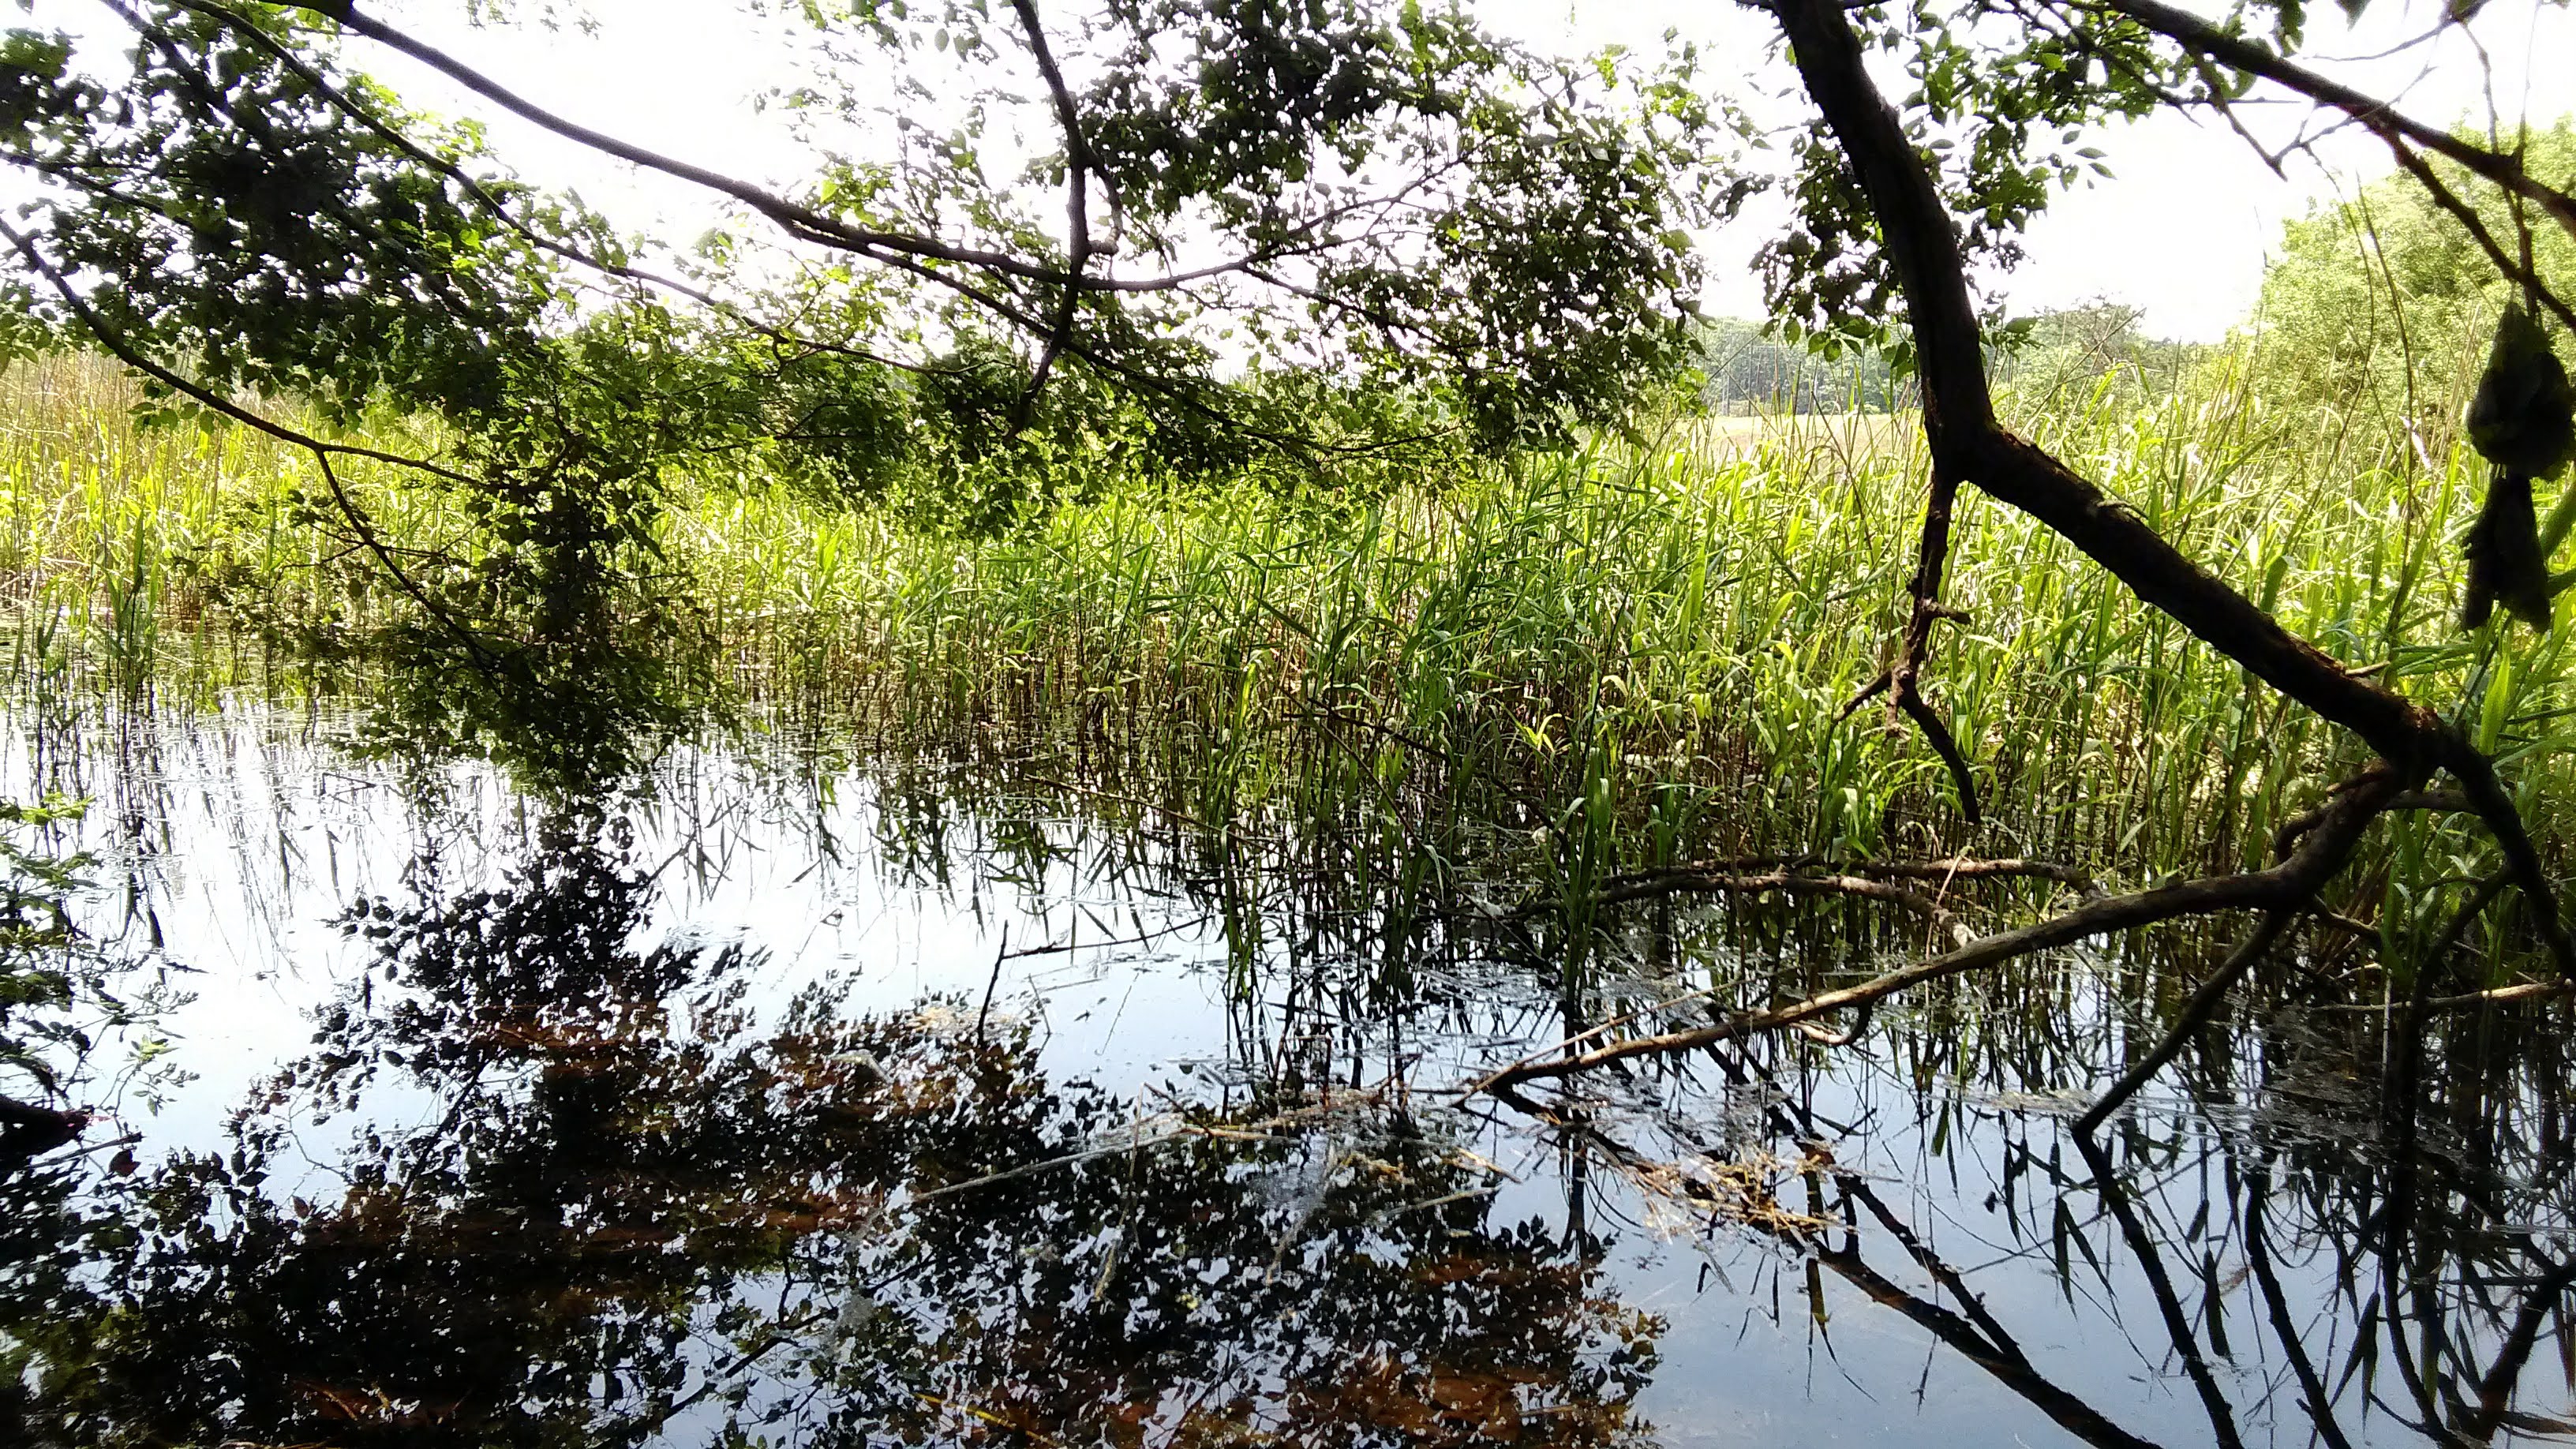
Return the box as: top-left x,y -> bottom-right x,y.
1500,0 -> 2576,339
46,0 -> 2576,343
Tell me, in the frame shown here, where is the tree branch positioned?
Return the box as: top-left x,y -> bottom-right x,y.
2437,733 -> 2576,975
0,216 -> 496,664
1518,853 -> 2096,922
152,0 -> 943,377
2373,133 -> 2576,337
2070,0 -> 2576,242
294,3 -> 1091,289
1466,766 -> 2398,1093
1513,867 -> 1957,923
2074,908 -> 2292,1133
286,1 -> 1402,311
1009,0 -> 1098,421
1888,462 -> 1981,820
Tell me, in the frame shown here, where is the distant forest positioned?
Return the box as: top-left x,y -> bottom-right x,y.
1698,302 -> 2206,412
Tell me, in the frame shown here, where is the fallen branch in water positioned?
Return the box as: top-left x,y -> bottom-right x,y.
2076,909 -> 2294,1134
2318,977 -> 2576,1015
1466,773 -> 2400,1097
1501,853 -> 2097,923
1548,868 -> 1957,924
2273,788 -> 2471,859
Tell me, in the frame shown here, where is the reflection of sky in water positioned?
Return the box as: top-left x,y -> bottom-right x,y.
18,717 -> 1255,1140
9,702 -> 2572,1447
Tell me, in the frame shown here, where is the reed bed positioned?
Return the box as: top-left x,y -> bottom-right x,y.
0,343 -> 2562,965
676,350 -> 2553,888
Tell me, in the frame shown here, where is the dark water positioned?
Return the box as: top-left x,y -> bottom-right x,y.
5,698 -> 2574,1447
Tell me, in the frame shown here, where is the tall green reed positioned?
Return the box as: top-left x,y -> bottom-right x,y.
2,337 -> 2567,981
658,334 -> 2571,974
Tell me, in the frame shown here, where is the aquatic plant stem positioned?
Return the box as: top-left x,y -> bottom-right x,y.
2072,910 -> 2292,1134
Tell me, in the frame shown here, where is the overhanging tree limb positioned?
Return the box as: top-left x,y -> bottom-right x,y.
153,0 -> 949,376
1769,0 -> 2442,767
276,0 -> 1422,308
1764,0 -> 2574,979
2372,132 -> 2576,338
281,2 -> 1091,289
0,215 -> 498,665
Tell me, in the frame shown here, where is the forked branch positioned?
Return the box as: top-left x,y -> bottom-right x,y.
1008,0 -> 1105,418
1846,464 -> 1983,821
1769,0 -> 2569,968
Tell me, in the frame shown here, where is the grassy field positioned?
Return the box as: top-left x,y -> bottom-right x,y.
0,343 -> 2563,977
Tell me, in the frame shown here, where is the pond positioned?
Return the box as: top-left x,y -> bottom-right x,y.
3,688 -> 2571,1447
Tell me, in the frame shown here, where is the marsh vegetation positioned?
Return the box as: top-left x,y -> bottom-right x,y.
2,1 -> 2576,1445
1,286 -> 2574,1445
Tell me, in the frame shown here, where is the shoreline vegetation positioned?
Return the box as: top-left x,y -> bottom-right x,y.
0,308 -> 2563,984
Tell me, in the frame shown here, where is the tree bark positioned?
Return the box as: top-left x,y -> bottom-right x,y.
1770,0 -> 2447,773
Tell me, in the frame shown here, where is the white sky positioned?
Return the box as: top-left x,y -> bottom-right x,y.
1498,0 -> 2576,339
41,0 -> 2576,342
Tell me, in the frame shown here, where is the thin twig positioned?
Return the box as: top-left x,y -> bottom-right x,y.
2438,733 -> 2576,976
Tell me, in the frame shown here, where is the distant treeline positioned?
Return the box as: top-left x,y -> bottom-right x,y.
1697,302 -> 2204,413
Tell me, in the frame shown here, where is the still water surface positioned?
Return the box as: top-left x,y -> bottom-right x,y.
6,697 -> 2572,1447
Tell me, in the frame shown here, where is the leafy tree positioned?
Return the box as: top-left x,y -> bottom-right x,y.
1698,315 -> 1914,413
0,1 -> 1720,580
2245,118 -> 2576,432
1987,299 -> 2202,409
1699,301 -> 2197,414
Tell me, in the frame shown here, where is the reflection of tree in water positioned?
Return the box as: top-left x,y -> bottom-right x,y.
8,822 -> 1658,1448
1530,994 -> 2576,1449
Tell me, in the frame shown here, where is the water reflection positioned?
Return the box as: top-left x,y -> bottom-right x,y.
2,701 -> 2575,1445
7,811 -> 1657,1446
